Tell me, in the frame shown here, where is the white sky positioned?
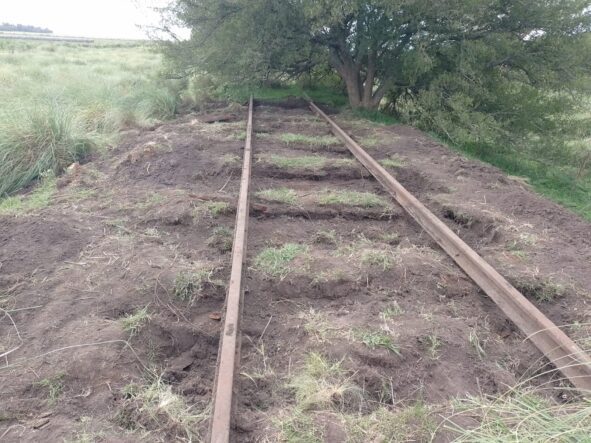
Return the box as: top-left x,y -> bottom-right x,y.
0,0 -> 181,40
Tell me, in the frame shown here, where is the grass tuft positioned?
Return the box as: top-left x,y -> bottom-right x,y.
357,330 -> 401,355
0,105 -> 94,196
288,353 -> 360,412
379,155 -> 406,168
0,170 -> 56,215
121,306 -> 151,337
207,226 -> 234,253
380,302 -> 404,319
205,201 -> 231,217
345,404 -> 435,442
254,243 -> 307,279
173,267 -> 222,304
447,389 -> 591,442
361,249 -> 396,270
121,376 -> 208,439
35,373 -> 66,405
317,190 -> 388,208
280,133 -> 340,147
256,188 -> 298,205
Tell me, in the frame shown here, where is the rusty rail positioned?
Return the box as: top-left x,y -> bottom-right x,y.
309,100 -> 591,393
209,96 -> 254,442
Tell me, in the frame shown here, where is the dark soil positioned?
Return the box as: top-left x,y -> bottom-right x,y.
0,102 -> 589,442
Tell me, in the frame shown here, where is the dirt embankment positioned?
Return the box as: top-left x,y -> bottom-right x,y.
0,102 -> 589,442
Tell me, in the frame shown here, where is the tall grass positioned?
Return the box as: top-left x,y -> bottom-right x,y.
0,104 -> 94,195
0,40 -> 183,197
447,388 -> 591,442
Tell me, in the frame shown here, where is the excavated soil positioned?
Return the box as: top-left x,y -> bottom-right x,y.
0,102 -> 589,442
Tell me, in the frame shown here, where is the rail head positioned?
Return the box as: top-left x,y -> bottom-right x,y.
208,96 -> 254,442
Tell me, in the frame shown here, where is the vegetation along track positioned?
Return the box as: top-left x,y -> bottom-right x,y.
209,99 -> 591,441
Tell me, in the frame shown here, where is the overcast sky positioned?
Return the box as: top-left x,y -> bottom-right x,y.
0,0 -> 182,40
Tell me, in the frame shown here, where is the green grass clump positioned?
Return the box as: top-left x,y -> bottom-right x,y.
380,302 -> 404,319
207,226 -> 234,253
256,188 -> 298,205
0,106 -> 94,196
121,307 -> 151,337
345,404 -> 434,442
174,268 -> 222,304
379,155 -> 406,168
280,133 -> 340,147
206,201 -> 231,217
317,190 -> 388,208
361,249 -> 395,270
121,376 -> 208,440
260,154 -> 354,170
254,243 -> 307,279
357,330 -> 401,355
0,40 -> 183,196
36,373 -> 66,405
0,171 -> 56,215
447,390 -> 591,442
288,353 -> 359,412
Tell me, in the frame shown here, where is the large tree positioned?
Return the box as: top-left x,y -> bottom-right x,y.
163,0 -> 590,112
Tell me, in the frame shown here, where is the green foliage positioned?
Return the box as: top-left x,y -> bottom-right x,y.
360,249 -> 395,270
317,190 -> 388,208
379,155 -> 405,168
165,0 -> 591,114
443,135 -> 591,220
0,105 -> 94,196
357,330 -> 401,355
0,171 -> 56,215
0,41 -> 183,196
162,1 -> 591,220
207,226 -> 234,253
447,390 -> 591,442
345,405 -> 435,442
280,133 -> 340,147
173,268 -> 221,304
121,307 -> 151,337
256,188 -> 298,205
35,373 -> 65,405
254,243 -> 307,279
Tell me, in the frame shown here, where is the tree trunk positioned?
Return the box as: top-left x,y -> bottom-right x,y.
328,41 -> 386,110
343,70 -> 362,108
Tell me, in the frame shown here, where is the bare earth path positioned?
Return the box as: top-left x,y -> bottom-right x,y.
0,102 -> 589,442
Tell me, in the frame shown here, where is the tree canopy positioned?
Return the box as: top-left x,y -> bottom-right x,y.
163,0 -> 591,161
165,1 -> 589,106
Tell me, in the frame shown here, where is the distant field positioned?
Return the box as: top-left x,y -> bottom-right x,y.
0,39 -> 183,196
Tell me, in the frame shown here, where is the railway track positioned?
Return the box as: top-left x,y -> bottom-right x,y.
208,97 -> 591,442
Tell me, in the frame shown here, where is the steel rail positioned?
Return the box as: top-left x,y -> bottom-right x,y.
309,101 -> 591,393
209,96 -> 254,442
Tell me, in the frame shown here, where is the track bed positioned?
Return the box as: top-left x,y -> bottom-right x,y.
1,102 -> 590,442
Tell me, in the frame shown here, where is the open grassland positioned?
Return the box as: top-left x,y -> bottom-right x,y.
0,39 -> 183,196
